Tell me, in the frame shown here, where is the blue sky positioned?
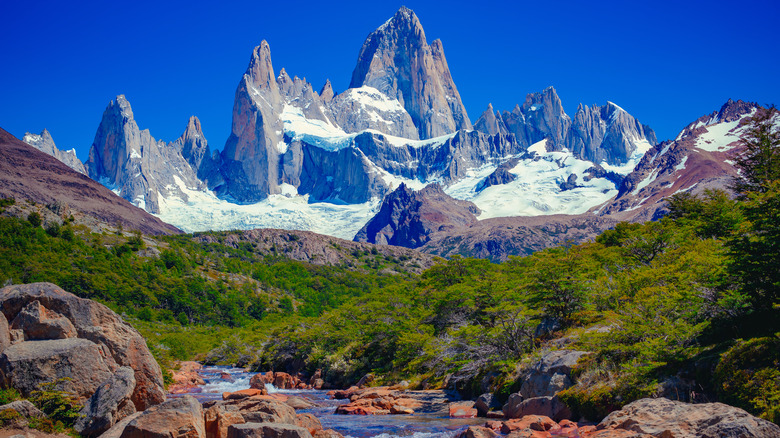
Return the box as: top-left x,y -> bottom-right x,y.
2,0 -> 778,161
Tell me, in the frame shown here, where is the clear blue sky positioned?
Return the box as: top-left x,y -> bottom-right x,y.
2,0 -> 778,161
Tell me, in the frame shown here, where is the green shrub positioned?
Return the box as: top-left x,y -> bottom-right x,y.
29,379 -> 82,427
27,211 -> 42,227
0,387 -> 21,404
0,408 -> 23,428
715,336 -> 780,423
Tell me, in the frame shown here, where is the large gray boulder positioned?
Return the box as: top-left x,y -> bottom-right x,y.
518,349 -> 588,398
75,367 -> 137,437
501,395 -> 571,421
597,398 -> 780,438
0,312 -> 9,353
0,283 -> 165,410
118,395 -> 205,438
0,338 -> 115,400
0,400 -> 45,418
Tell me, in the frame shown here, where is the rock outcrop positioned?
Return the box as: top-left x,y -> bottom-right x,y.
596,398 -> 780,437
349,6 -> 471,139
0,282 -> 165,410
22,129 -> 87,175
75,367 -> 137,437
115,395 -> 205,438
354,183 -> 480,247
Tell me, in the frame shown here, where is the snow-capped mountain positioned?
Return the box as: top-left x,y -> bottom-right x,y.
23,129 -> 87,175
600,99 -> 761,221
33,7 -> 658,241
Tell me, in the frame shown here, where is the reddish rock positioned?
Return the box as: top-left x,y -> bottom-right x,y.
119,395 -> 204,438
485,420 -> 503,431
274,372 -> 297,389
456,426 -> 498,438
227,423 -> 312,438
295,413 -> 323,433
249,373 -> 267,390
205,407 -> 245,438
501,415 -> 557,434
222,388 -> 267,400
450,402 -> 478,418
312,430 -> 344,438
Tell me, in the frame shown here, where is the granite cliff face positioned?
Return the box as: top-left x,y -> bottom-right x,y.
474,88 -> 657,166
349,6 -> 471,139
85,95 -> 211,214
22,129 -> 87,175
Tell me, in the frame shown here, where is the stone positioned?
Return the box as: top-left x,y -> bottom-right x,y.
502,396 -> 571,422
500,415 -> 557,434
22,128 -> 88,175
75,367 -> 137,437
475,393 -> 501,416
285,396 -> 315,410
0,283 -> 166,410
274,372 -> 297,389
173,361 -> 205,387
10,300 -> 77,341
456,426 -> 498,438
597,397 -> 780,438
222,389 -> 266,400
312,430 -> 344,438
518,349 -> 588,399
0,400 -> 45,418
0,312 -> 9,354
450,402 -> 478,418
249,373 -> 266,390
98,412 -> 143,438
295,413 -> 322,433
119,395 -> 204,438
0,338 -> 115,400
227,423 -> 313,438
204,406 -> 245,438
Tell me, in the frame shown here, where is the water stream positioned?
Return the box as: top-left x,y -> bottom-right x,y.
171,366 -> 483,438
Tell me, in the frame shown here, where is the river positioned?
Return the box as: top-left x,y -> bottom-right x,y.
172,366 -> 484,438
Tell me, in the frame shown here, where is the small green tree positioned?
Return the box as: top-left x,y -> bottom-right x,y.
731,105 -> 780,197
27,211 -> 42,227
525,247 -> 587,325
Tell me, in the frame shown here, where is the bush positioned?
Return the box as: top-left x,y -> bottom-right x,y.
0,387 -> 21,405
27,211 -> 42,227
29,379 -> 82,427
715,336 -> 780,423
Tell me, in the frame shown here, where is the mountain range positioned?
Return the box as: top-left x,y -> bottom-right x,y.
8,7 -> 771,259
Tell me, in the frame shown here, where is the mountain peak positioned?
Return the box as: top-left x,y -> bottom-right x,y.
185,115 -> 203,138
349,7 -> 470,139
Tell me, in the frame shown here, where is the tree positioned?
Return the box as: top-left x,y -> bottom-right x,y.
728,181 -> 780,309
731,105 -> 780,197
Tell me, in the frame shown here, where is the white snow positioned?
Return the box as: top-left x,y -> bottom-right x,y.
152,176 -> 380,240
344,86 -> 406,114
442,139 -> 622,219
632,168 -> 659,195
600,138 -> 653,175
674,156 -> 688,172
130,149 -> 142,159
695,118 -> 743,152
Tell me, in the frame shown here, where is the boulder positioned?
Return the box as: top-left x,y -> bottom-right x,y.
475,393 -> 501,416
0,400 -> 45,418
597,398 -> 780,438
456,426 -> 498,438
10,300 -> 77,341
75,367 -> 137,437
205,406 -> 245,438
227,423 -> 313,438
500,415 -> 558,434
95,412 -> 142,438
518,350 -> 587,399
502,395 -> 570,422
222,389 -> 266,400
450,402 -> 478,418
294,413 -> 322,433
273,372 -> 296,389
249,373 -> 266,391
0,338 -> 115,400
119,395 -> 204,438
0,283 -> 166,410
203,397 -> 298,426
285,396 -> 315,410
172,361 -> 205,387
0,312 -> 10,353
